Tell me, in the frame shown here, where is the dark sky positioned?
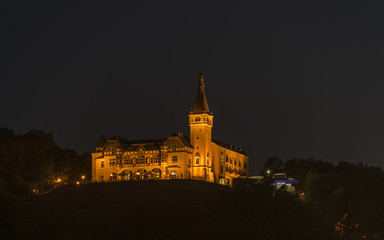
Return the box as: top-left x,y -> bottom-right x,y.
1,0 -> 384,175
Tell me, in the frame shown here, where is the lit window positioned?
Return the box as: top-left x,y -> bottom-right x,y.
195,153 -> 200,164
172,156 -> 178,163
101,160 -> 104,168
138,157 -> 145,164
195,117 -> 200,121
109,159 -> 116,166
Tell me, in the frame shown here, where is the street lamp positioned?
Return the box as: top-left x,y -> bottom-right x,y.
81,175 -> 85,180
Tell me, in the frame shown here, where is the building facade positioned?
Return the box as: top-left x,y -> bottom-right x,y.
91,74 -> 249,185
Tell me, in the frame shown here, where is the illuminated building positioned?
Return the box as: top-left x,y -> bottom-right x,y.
91,74 -> 249,185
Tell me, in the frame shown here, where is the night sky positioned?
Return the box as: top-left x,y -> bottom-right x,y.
1,0 -> 384,175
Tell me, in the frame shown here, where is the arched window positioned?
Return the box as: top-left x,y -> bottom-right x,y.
172,156 -> 178,163
121,170 -> 132,181
195,153 -> 200,165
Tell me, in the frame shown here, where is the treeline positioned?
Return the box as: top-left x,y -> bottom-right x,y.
256,157 -> 384,240
0,128 -> 90,235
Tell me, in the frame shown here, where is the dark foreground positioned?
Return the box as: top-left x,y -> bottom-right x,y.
6,180 -> 321,240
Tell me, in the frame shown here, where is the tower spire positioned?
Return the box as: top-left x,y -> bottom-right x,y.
192,73 -> 210,113
199,73 -> 205,92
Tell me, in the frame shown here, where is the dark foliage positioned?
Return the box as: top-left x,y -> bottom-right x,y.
0,128 -> 90,238
261,157 -> 384,240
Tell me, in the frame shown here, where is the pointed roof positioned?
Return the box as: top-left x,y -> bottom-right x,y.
169,132 -> 193,148
191,73 -> 210,113
96,134 -> 107,148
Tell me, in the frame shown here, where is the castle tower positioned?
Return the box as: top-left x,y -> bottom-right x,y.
189,74 -> 214,181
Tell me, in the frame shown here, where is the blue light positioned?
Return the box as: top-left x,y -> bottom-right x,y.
274,180 -> 297,184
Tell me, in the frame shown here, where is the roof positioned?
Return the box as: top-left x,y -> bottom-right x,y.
212,139 -> 248,156
109,136 -> 165,145
96,134 -> 107,148
191,74 -> 210,113
105,134 -> 193,151
170,132 -> 193,148
125,143 -> 163,151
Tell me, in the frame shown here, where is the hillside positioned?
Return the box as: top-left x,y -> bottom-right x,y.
6,180 -> 321,240
8,181 -> 233,240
